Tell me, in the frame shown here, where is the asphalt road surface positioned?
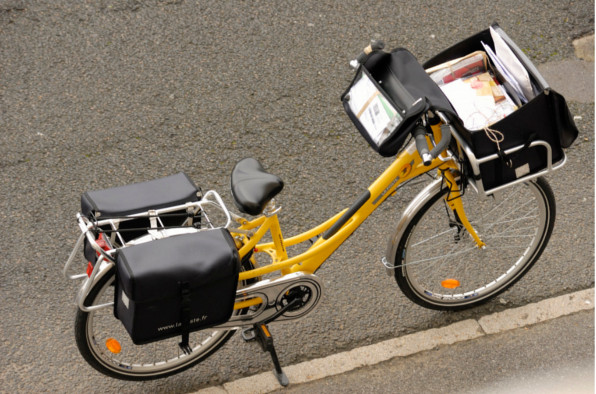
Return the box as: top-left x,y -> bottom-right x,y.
0,1 -> 593,392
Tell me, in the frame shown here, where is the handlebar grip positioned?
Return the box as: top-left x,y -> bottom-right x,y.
413,126 -> 432,166
429,124 -> 452,159
355,51 -> 369,65
353,40 -> 386,67
413,123 -> 452,166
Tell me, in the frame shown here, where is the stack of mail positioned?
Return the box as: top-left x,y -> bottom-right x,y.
439,72 -> 517,130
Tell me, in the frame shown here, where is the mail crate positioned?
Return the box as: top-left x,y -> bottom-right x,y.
423,23 -> 578,193
342,23 -> 578,193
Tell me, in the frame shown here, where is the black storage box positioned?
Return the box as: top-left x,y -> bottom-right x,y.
81,172 -> 200,263
114,229 -> 240,345
81,172 -> 199,218
423,23 -> 578,192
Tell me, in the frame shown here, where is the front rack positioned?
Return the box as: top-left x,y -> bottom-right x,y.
63,190 -> 232,312
450,127 -> 566,196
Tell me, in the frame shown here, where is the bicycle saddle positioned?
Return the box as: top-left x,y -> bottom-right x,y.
231,158 -> 284,216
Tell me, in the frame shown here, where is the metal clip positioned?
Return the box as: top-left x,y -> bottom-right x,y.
381,256 -> 395,269
263,199 -> 282,217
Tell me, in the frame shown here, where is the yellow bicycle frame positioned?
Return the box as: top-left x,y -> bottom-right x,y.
230,121 -> 484,291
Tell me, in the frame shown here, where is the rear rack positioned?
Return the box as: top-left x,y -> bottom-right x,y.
63,190 -> 232,312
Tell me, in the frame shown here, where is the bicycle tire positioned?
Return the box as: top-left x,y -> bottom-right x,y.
75,256 -> 256,380
394,177 -> 556,310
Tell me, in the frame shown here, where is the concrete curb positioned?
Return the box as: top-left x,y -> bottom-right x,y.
196,288 -> 594,394
573,34 -> 595,62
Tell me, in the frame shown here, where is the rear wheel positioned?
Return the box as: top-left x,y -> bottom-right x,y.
75,257 -> 256,380
394,177 -> 556,310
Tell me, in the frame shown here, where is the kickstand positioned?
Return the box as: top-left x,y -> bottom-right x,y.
248,323 -> 289,387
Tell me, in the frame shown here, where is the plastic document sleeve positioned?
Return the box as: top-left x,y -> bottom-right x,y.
346,71 -> 403,145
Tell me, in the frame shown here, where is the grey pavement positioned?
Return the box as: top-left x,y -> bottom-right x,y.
272,310 -> 595,394
199,289 -> 595,394
0,2 -> 593,393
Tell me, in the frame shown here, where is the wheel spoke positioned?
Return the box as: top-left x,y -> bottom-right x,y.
395,179 -> 553,310
76,269 -> 240,379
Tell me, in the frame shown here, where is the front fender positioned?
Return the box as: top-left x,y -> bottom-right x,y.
384,178 -> 444,276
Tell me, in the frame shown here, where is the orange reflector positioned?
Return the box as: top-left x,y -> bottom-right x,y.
105,338 -> 122,354
441,279 -> 460,289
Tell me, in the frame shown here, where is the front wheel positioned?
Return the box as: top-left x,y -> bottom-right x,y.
394,177 -> 556,310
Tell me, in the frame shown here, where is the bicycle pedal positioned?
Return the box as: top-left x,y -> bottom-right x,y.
241,327 -> 257,342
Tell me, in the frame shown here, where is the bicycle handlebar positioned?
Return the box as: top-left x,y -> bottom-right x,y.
413,126 -> 432,165
414,113 -> 452,166
350,40 -> 385,69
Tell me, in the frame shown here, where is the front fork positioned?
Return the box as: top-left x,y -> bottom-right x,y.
442,170 -> 486,249
424,115 -> 485,250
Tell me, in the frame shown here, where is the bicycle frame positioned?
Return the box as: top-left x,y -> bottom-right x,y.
63,118 -> 504,387
64,119 -> 486,317
230,121 -> 482,289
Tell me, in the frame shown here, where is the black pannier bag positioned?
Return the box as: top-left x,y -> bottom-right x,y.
342,48 -> 455,157
423,23 -> 579,192
114,229 -> 241,345
81,172 -> 200,264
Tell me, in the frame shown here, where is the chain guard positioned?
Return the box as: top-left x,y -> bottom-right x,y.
214,272 -> 323,329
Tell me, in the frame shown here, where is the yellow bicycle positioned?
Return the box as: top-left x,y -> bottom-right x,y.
63,27 -> 575,384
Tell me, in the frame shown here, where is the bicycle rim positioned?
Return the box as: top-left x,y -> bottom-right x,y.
395,178 -> 554,310
75,269 -> 236,380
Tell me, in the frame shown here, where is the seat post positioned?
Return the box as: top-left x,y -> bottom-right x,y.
266,201 -> 288,266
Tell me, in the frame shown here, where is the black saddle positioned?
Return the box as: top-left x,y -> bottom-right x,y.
231,158 -> 284,216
